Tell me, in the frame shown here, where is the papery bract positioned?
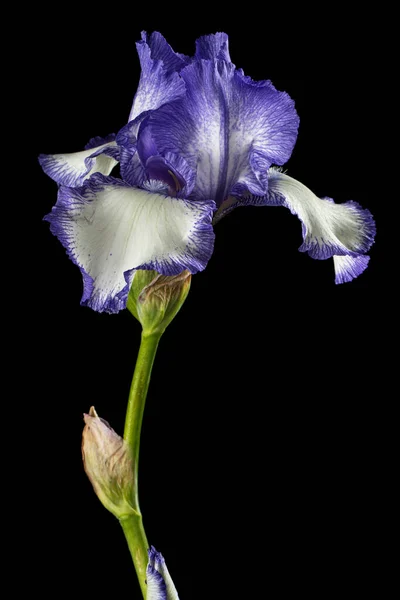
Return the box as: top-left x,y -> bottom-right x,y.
82,407 -> 137,518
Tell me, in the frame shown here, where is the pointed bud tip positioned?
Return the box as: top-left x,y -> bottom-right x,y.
83,406 -> 98,424
81,408 -> 136,518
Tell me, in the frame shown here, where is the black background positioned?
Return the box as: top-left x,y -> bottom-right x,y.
22,5 -> 393,599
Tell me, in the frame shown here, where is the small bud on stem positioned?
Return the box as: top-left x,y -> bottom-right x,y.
82,407 -> 138,519
127,270 -> 191,335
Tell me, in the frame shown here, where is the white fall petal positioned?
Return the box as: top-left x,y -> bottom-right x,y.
45,174 -> 215,313
39,141 -> 119,187
267,168 -> 375,283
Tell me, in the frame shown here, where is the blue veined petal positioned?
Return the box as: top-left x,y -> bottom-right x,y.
195,32 -> 232,62
120,115 -> 196,196
144,59 -> 299,207
147,547 -> 179,600
128,32 -> 187,123
120,140 -> 196,198
134,119 -> 196,195
266,168 -> 376,283
44,174 -> 215,313
39,134 -> 119,187
142,31 -> 190,75
121,32 -> 188,185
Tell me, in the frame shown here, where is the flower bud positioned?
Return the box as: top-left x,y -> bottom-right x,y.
147,546 -> 180,600
82,407 -> 137,518
127,270 -> 191,335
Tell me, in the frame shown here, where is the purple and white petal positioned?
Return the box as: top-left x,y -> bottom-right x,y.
147,547 -> 179,600
195,32 -> 231,62
128,32 -> 186,123
144,153 -> 196,197
121,32 -> 187,184
118,145 -> 145,188
121,117 -> 196,194
147,563 -> 167,600
39,135 -> 118,187
267,168 -> 376,281
120,144 -> 196,197
333,255 -> 371,284
44,174 -> 215,313
117,116 -> 149,185
84,134 -> 117,150
135,121 -> 196,194
146,60 -> 299,206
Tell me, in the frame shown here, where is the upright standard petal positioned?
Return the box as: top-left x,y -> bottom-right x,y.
142,31 -> 189,75
39,135 -> 119,187
122,33 -> 187,184
128,32 -> 186,123
147,547 -> 179,600
45,174 -> 215,313
195,32 -> 231,62
145,60 -> 299,207
267,168 -> 376,282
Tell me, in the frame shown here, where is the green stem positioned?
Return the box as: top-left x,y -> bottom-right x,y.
119,515 -> 150,598
121,331 -> 162,599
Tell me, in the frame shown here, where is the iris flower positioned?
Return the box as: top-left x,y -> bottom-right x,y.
40,32 -> 375,314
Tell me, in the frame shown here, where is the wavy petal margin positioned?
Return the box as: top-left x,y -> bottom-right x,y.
39,135 -> 118,188
144,60 -> 299,206
267,168 -> 376,283
44,174 -> 215,313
